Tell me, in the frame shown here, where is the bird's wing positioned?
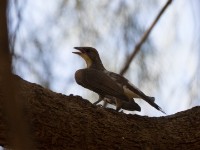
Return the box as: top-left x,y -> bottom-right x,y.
76,69 -> 129,101
107,72 -> 146,98
107,72 -> 166,114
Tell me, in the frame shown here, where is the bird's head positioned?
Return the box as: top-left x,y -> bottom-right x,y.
73,47 -> 104,69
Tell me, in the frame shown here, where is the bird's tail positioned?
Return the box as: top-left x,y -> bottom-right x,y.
148,96 -> 155,102
143,96 -> 166,114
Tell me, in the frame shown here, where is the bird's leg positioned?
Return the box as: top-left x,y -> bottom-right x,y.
115,98 -> 123,112
103,97 -> 115,104
103,96 -> 117,108
102,100 -> 108,108
93,95 -> 104,105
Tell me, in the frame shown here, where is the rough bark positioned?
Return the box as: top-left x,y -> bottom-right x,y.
0,75 -> 200,150
1,0 -> 34,149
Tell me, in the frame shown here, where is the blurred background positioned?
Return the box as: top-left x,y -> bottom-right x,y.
8,0 -> 200,116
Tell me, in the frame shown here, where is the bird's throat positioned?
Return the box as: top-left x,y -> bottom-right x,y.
80,54 -> 92,68
81,53 -> 105,70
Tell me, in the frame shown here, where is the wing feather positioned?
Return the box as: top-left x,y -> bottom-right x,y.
75,69 -> 128,101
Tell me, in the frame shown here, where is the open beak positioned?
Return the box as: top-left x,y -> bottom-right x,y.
72,47 -> 86,55
73,47 -> 92,67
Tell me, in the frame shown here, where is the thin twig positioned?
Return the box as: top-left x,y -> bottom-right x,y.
120,0 -> 173,75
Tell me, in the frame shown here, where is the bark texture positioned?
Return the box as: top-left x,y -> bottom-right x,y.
0,75 -> 200,150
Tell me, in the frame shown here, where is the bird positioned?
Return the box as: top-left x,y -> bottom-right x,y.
73,47 -> 166,114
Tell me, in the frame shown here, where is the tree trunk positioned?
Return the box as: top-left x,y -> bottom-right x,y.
0,75 -> 199,150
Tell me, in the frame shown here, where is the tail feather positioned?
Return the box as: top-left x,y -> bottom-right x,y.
144,96 -> 166,114
148,96 -> 155,102
154,103 -> 166,114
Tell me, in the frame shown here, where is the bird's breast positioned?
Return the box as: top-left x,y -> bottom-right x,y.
75,69 -> 94,90
75,69 -> 85,85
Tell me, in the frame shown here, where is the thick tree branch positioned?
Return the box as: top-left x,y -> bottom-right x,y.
120,0 -> 173,75
0,0 -> 33,149
0,75 -> 200,149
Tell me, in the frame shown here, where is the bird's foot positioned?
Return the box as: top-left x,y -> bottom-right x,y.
96,104 -> 103,107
